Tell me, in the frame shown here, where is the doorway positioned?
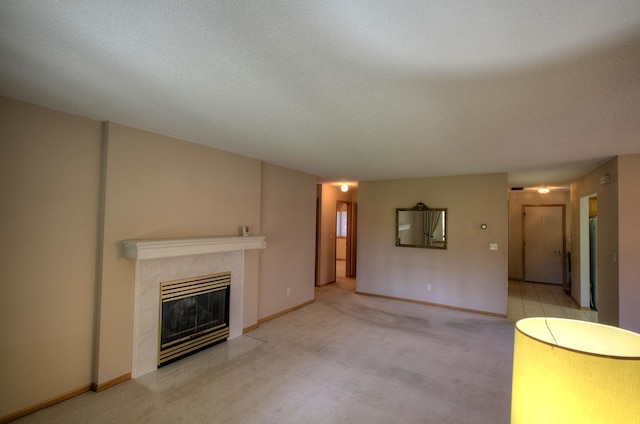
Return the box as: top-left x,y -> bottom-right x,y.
336,201 -> 357,278
522,205 -> 566,284
579,194 -> 598,310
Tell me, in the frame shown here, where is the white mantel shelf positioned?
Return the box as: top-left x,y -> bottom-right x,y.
122,236 -> 266,260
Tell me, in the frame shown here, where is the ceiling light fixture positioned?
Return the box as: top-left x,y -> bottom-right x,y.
341,184 -> 349,192
537,187 -> 550,194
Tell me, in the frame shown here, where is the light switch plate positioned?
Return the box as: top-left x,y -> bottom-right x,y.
489,243 -> 498,251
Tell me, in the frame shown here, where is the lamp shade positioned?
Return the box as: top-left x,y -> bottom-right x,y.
511,318 -> 640,423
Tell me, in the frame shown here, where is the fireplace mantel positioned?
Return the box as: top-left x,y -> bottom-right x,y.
122,236 -> 266,260
124,235 -> 266,378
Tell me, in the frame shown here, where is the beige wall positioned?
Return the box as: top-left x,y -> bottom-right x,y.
570,158 -> 619,326
0,97 -> 319,420
258,163 -> 317,319
316,184 -> 337,286
357,174 -> 509,316
0,98 -> 102,417
336,238 -> 347,260
508,190 -> 571,281
96,122 -> 263,384
617,154 -> 640,333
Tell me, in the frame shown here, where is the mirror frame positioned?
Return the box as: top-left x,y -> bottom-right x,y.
395,202 -> 448,249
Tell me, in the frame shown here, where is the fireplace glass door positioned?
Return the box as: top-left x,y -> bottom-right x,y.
161,290 -> 227,346
158,272 -> 231,366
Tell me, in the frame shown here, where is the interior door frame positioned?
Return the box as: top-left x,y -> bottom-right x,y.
336,200 -> 357,278
334,200 -> 358,278
522,204 -> 566,284
350,202 -> 357,278
579,193 -> 598,309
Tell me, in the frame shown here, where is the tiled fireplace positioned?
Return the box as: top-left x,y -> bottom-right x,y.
123,236 -> 266,378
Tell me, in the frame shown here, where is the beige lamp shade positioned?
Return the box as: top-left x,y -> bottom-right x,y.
511,318 -> 640,423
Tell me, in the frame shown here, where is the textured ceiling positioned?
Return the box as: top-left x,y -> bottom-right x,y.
1,1 -> 640,187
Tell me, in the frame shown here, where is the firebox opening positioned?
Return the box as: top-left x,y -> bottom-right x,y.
158,272 -> 231,367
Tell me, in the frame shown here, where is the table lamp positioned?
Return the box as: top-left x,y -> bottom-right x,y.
511,317 -> 640,423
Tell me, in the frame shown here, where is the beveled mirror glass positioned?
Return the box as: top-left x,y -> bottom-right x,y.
396,203 -> 447,249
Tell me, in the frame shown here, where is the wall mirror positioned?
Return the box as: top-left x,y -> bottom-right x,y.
396,202 -> 447,249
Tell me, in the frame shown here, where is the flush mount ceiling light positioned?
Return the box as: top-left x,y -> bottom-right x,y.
341,184 -> 349,192
537,187 -> 550,194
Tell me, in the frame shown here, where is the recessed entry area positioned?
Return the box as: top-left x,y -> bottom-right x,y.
580,194 -> 599,311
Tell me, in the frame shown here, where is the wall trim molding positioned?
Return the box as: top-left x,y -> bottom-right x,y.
1,384 -> 91,424
90,372 -> 131,393
242,323 -> 260,333
355,291 -> 507,318
256,299 -> 315,325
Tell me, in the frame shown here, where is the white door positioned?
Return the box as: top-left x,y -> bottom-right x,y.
523,205 -> 565,284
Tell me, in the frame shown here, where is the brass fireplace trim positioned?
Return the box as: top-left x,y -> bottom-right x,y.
160,272 -> 231,302
158,272 -> 231,367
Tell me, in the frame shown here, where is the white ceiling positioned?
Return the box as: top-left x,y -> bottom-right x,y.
2,1 -> 640,187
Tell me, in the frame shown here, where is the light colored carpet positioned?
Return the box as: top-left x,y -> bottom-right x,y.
16,278 -> 514,423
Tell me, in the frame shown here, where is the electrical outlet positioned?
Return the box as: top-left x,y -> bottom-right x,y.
426,283 -> 432,291
286,288 -> 291,296
489,243 -> 498,251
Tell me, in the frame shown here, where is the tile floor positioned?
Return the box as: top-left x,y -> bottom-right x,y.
507,279 -> 598,322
